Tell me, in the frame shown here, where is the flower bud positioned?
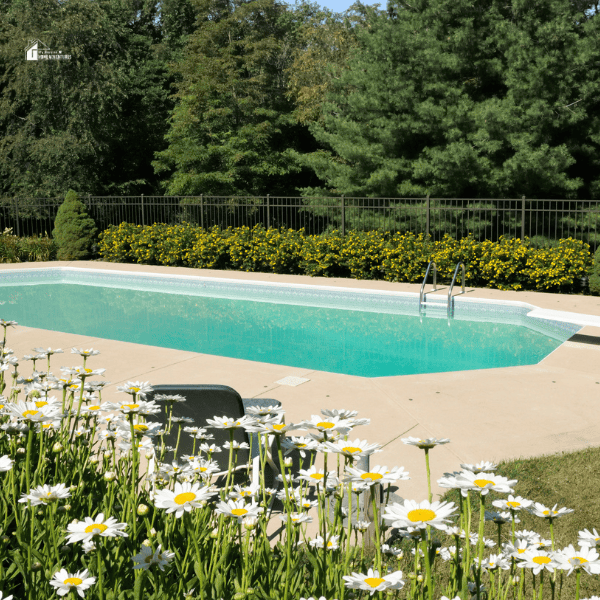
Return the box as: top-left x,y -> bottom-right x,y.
32,561 -> 43,571
36,509 -> 44,517
58,504 -> 71,512
89,456 -> 99,465
16,447 -> 25,455
29,390 -> 41,399
0,535 -> 9,543
246,589 -> 254,596
52,442 -> 64,453
145,452 -> 154,460
103,450 -> 112,459
243,516 -> 258,531
69,485 -> 77,493
149,528 -> 157,537
104,471 -> 116,482
137,504 -> 149,516
210,528 -> 219,539
283,457 -> 293,467
60,545 -> 71,554
233,593 -> 246,600
142,539 -> 152,547
417,575 -> 424,583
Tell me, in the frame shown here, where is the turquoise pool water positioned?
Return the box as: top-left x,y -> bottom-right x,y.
0,281 -> 574,377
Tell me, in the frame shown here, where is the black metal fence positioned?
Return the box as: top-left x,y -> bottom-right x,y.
1,195 -> 599,249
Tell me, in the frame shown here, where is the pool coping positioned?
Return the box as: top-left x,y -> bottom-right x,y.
2,261 -> 600,502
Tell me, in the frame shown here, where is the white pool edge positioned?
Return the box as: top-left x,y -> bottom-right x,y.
3,265 -> 600,329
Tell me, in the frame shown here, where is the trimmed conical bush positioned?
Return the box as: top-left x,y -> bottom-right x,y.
52,190 -> 98,260
589,246 -> 600,295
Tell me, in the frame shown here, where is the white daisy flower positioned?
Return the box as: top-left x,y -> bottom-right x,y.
6,400 -> 60,423
517,549 -> 558,574
485,510 -> 519,525
206,415 -> 253,430
297,466 -> 334,485
300,415 -> 353,435
454,471 -> 517,495
245,404 -> 284,417
281,436 -> 319,457
215,498 -> 263,523
278,512 -> 313,525
19,483 -> 70,506
189,459 -> 221,478
401,436 -> 450,449
320,408 -> 358,419
64,366 -> 105,378
381,544 -> 403,557
579,528 -> 600,548
343,568 -> 405,595
528,502 -> 574,519
492,495 -> 532,512
154,393 -> 186,402
383,499 -> 456,531
222,440 -> 250,450
229,484 -> 261,501
344,465 -> 409,486
116,381 -> 153,398
154,482 -> 216,518
479,554 -> 511,571
553,544 -> 600,575
514,529 -> 541,543
34,347 -> 63,356
322,438 -> 382,459
460,461 -> 497,473
309,534 -> 340,550
49,568 -> 96,597
0,591 -> 13,600
65,513 -> 128,544
107,400 -> 161,416
133,544 -> 175,571
0,319 -> 17,328
71,348 -> 100,358
171,416 -> 193,424
0,455 -> 13,472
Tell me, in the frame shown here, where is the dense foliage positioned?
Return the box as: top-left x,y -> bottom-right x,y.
0,230 -> 56,262
52,190 -> 98,260
98,223 -> 593,292
1,0 -> 599,200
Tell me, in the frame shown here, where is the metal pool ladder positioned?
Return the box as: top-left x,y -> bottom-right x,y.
447,262 -> 466,316
419,261 -> 466,316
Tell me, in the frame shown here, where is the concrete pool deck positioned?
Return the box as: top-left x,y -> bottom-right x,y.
1,260 -> 600,502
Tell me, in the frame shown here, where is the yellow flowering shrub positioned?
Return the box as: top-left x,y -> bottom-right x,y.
98,224 -> 592,293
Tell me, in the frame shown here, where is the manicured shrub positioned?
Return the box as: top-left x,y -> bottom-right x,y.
98,223 -> 593,293
589,245 -> 600,295
52,189 -> 98,260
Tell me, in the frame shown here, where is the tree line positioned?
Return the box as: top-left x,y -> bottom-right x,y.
1,0 -> 599,201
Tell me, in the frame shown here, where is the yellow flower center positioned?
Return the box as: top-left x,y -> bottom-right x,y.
199,467 -> 207,472
506,501 -> 520,508
64,577 -> 83,585
364,577 -> 385,588
543,510 -> 550,515
133,424 -> 148,432
89,405 -> 101,411
231,508 -> 248,516
272,424 -> 286,431
310,474 -> 324,480
533,556 -> 551,564
474,479 -> 494,488
35,401 -> 47,408
124,404 -> 139,410
131,387 -> 140,393
22,410 -> 39,418
342,447 -> 362,454
84,523 -> 108,534
571,556 -> 588,564
361,473 -> 383,481
407,509 -> 436,523
317,422 -> 334,429
518,549 -> 526,554
174,492 -> 196,505
326,541 -> 335,548
296,443 -> 307,448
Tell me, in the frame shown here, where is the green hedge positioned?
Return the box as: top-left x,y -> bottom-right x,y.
98,223 -> 594,293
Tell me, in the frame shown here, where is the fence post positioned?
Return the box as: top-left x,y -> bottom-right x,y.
200,194 -> 204,230
266,194 -> 270,229
521,195 -> 526,240
13,197 -> 20,237
425,194 -> 430,237
341,195 -> 345,236
141,194 -> 145,227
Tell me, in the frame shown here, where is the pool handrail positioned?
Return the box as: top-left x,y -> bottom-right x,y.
419,261 -> 437,309
447,262 -> 466,316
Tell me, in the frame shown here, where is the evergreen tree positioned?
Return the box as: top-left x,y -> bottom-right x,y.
296,0 -> 600,200
52,189 -> 97,260
153,0 -> 314,196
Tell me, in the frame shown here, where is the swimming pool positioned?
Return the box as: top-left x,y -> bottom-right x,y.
0,267 -> 582,377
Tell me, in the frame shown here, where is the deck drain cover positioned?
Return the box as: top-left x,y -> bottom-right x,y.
275,376 -> 310,387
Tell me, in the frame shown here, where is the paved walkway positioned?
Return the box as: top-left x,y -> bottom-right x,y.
2,261 -> 599,501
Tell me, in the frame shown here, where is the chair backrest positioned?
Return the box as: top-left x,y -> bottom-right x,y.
148,384 -> 250,470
